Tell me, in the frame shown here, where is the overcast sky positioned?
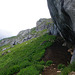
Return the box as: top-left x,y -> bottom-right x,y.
0,0 -> 51,38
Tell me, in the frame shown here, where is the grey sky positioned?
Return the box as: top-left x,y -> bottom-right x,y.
0,0 -> 51,39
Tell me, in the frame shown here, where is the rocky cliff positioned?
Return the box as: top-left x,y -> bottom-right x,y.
0,18 -> 54,48
47,0 -> 75,63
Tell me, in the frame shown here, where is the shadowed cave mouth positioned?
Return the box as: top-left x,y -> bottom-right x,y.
42,37 -> 72,66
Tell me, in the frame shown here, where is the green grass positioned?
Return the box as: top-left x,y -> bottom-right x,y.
46,60 -> 53,66
30,27 -> 36,34
0,33 -> 56,75
17,66 -> 39,75
61,62 -> 75,75
30,27 -> 47,36
37,29 -> 47,35
0,44 -> 10,49
57,64 -> 66,70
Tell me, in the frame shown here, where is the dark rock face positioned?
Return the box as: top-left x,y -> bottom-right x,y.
47,0 -> 75,63
47,0 -> 75,45
50,24 -> 58,35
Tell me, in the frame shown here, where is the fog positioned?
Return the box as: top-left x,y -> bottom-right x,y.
0,0 -> 50,40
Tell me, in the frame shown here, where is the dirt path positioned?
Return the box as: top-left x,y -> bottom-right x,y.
42,38 -> 71,75
42,64 -> 59,75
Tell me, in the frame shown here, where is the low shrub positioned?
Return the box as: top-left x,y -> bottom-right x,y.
57,64 -> 66,70
61,62 -> 75,75
39,60 -> 45,65
17,66 -> 39,75
70,62 -> 75,71
7,65 -> 20,75
19,61 -> 31,69
46,60 -> 53,66
61,67 -> 71,75
34,64 -> 44,72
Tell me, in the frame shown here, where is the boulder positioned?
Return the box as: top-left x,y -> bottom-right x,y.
8,50 -> 11,53
17,29 -> 31,36
47,0 -> 75,63
69,71 -> 75,75
47,0 -> 75,44
70,50 -> 75,63
36,18 -> 53,32
2,48 -> 7,51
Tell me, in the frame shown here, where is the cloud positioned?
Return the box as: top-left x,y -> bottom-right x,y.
0,0 -> 51,39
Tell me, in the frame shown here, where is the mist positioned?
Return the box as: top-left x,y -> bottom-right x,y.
0,30 -> 13,40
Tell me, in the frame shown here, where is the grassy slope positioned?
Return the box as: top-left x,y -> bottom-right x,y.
0,34 -> 56,75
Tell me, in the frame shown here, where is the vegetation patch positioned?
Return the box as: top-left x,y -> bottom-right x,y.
57,64 -> 66,70
46,60 -> 53,66
17,66 -> 39,75
61,62 -> 75,75
0,33 -> 56,75
30,27 -> 36,34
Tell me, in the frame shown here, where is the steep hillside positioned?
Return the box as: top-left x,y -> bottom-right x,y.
0,16 -> 74,75
0,34 -> 56,75
0,18 -> 54,48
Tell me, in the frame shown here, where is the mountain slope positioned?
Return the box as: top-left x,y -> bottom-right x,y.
0,34 -> 56,75
0,18 -> 54,47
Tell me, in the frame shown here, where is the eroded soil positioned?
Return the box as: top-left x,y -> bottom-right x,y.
42,38 -> 71,75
